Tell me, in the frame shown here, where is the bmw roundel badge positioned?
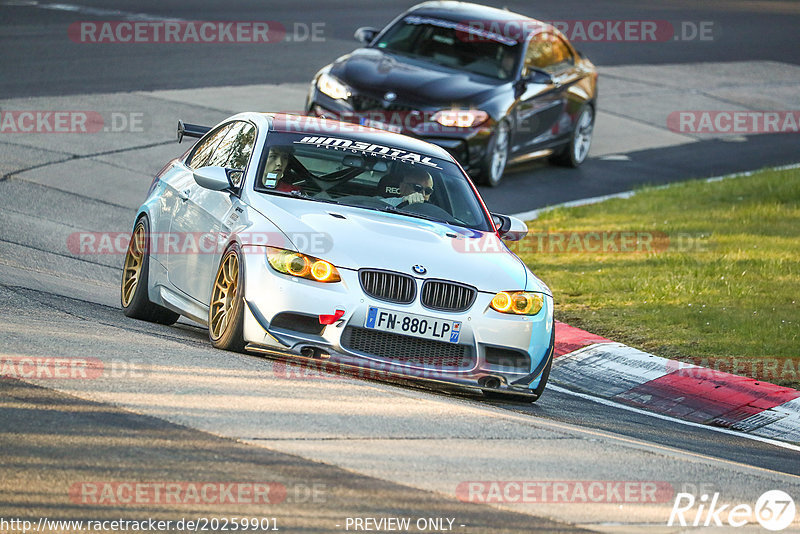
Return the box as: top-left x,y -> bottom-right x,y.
412,265 -> 427,275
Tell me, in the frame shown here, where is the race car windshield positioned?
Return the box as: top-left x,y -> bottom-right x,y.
255,132 -> 493,232
373,15 -> 520,80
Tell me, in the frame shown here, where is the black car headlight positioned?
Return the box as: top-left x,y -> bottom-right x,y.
431,109 -> 489,128
317,72 -> 350,100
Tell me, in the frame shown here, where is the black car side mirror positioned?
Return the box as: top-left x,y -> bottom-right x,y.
354,27 -> 379,44
523,68 -> 554,85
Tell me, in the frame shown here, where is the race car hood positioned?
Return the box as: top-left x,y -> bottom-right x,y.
328,48 -> 500,107
246,195 -> 547,295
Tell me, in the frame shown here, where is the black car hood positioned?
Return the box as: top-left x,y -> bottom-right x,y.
329,48 -> 502,106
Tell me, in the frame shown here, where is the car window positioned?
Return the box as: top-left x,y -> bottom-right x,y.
523,33 -> 573,75
375,15 -> 520,80
186,123 -> 233,169
225,123 -> 256,172
254,132 -> 493,232
205,121 -> 256,187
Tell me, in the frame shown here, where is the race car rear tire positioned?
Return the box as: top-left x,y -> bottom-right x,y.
209,244 -> 246,353
121,216 -> 180,325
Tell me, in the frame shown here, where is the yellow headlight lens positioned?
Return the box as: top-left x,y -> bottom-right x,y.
491,292 -> 513,312
490,291 -> 544,315
286,253 -> 310,277
311,259 -> 335,282
266,248 -> 340,283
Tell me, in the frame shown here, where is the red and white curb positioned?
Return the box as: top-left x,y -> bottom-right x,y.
551,321 -> 800,444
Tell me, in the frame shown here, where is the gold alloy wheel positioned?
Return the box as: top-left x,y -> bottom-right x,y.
210,251 -> 239,339
121,222 -> 145,307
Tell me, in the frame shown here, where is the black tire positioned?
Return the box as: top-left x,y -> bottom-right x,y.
208,244 -> 246,352
121,216 -> 180,325
477,120 -> 510,187
551,104 -> 594,168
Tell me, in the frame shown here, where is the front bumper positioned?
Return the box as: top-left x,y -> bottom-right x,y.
240,252 -> 554,396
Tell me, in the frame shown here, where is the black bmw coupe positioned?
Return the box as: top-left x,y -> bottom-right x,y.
306,1 -> 598,186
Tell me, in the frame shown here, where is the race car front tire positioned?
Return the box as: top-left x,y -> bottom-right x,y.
208,243 -> 247,352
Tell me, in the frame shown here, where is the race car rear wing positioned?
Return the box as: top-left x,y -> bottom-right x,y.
177,120 -> 210,143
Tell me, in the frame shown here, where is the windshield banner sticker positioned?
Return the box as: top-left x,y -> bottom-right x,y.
403,15 -> 518,46
294,136 -> 442,169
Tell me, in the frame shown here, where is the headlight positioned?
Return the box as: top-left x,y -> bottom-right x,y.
431,109 -> 489,128
490,291 -> 544,315
317,72 -> 350,100
266,247 -> 341,283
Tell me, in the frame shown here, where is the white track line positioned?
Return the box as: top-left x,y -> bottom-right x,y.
548,384 -> 800,453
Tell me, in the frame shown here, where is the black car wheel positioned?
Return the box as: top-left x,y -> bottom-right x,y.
551,105 -> 594,167
121,216 -> 180,325
478,120 -> 510,187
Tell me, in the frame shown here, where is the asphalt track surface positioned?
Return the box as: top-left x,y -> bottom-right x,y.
1,1 -> 800,532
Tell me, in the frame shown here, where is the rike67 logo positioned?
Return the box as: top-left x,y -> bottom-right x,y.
669,490 -> 796,531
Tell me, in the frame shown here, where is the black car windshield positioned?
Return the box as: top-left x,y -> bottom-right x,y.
254,132 -> 493,232
373,15 -> 520,80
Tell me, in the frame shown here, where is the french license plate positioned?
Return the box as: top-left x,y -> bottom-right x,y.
365,307 -> 461,343
359,117 -> 403,133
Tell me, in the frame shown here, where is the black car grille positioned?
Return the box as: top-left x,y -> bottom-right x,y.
421,280 -> 477,312
349,94 -> 415,113
341,327 -> 473,368
359,269 -> 416,304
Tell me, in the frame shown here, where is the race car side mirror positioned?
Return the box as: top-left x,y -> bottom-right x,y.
354,27 -> 379,44
193,166 -> 231,192
492,213 -> 528,241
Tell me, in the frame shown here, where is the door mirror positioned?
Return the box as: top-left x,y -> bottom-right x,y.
522,68 -> 554,85
193,166 -> 231,191
354,27 -> 379,44
492,213 -> 528,241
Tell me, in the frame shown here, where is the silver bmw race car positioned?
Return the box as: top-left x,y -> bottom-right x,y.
121,112 -> 554,400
